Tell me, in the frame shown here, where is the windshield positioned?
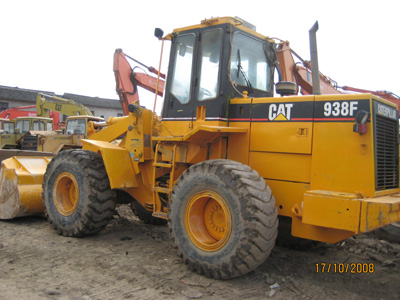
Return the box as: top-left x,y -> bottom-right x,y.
66,119 -> 86,135
229,32 -> 271,92
3,122 -> 14,134
46,122 -> 53,131
16,120 -> 30,133
33,121 -> 45,131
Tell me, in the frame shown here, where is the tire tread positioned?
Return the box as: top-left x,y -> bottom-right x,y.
168,159 -> 278,279
43,150 -> 116,237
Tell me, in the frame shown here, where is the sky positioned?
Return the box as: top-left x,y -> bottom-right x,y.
0,0 -> 399,111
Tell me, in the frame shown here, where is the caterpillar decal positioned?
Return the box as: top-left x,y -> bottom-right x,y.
229,99 -> 372,122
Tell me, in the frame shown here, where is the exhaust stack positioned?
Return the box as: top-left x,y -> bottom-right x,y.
309,21 -> 321,95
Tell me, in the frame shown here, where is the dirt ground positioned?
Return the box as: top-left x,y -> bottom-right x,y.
0,205 -> 399,300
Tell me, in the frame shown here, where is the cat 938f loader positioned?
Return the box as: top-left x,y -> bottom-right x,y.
1,17 -> 400,279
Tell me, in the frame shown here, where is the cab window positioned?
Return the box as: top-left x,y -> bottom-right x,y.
170,34 -> 196,104
229,32 -> 271,92
46,122 -> 53,131
66,119 -> 86,135
198,29 -> 222,101
16,120 -> 30,133
33,121 -> 45,131
3,122 -> 14,134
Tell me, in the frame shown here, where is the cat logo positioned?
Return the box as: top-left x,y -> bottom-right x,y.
268,103 -> 294,121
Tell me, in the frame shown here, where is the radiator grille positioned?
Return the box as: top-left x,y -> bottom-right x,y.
21,135 -> 38,151
375,115 -> 399,190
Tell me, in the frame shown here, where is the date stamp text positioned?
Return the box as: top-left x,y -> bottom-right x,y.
315,263 -> 374,274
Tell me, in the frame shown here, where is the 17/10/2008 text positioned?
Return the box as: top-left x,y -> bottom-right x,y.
315,263 -> 374,274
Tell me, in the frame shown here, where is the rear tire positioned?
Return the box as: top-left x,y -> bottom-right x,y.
168,159 -> 278,279
42,150 -> 116,237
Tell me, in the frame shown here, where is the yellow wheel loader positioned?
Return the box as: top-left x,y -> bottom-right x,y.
1,17 -> 400,279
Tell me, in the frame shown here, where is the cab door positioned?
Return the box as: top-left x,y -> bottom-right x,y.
192,28 -> 224,124
162,32 -> 198,135
162,27 -> 225,134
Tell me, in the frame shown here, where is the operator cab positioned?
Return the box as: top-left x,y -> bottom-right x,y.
161,17 -> 275,131
0,118 -> 15,134
15,117 -> 53,133
65,116 -> 104,135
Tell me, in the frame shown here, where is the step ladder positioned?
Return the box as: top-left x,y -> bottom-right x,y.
152,143 -> 177,219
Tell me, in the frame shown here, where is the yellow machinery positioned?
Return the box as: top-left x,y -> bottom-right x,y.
0,118 -> 16,148
0,116 -> 54,149
0,91 -> 92,150
19,93 -> 100,153
36,93 -> 93,118
3,93 -> 105,153
1,17 -> 400,279
20,115 -> 105,153
0,118 -> 15,134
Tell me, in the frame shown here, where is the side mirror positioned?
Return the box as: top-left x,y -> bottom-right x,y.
154,28 -> 164,39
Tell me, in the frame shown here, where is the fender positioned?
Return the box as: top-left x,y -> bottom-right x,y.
82,139 -> 139,189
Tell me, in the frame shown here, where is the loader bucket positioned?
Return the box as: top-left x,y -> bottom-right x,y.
0,156 -> 52,219
0,149 -> 53,162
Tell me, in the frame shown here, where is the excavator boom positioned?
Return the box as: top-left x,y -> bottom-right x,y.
113,48 -> 165,114
342,86 -> 400,107
36,93 -> 93,117
275,40 -> 341,95
275,40 -> 400,109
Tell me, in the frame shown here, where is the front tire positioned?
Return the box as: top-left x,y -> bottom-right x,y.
42,150 -> 116,237
168,160 -> 278,279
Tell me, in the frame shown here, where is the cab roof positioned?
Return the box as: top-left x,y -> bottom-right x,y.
66,115 -> 104,122
15,116 -> 53,121
171,16 -> 268,40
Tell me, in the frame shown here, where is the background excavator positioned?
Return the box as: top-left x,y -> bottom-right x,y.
0,93 -> 93,149
0,105 -> 61,129
0,93 -> 104,171
0,17 -> 399,280
19,93 -> 105,154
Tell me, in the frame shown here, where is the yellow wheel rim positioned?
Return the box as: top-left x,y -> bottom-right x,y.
53,172 -> 79,216
184,191 -> 232,252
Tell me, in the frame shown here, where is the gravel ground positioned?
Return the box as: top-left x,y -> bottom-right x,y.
0,205 -> 399,300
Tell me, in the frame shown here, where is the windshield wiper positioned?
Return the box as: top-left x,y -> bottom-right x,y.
236,49 -> 254,94
237,49 -> 241,78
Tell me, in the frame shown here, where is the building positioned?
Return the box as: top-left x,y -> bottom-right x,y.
0,86 -> 123,120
